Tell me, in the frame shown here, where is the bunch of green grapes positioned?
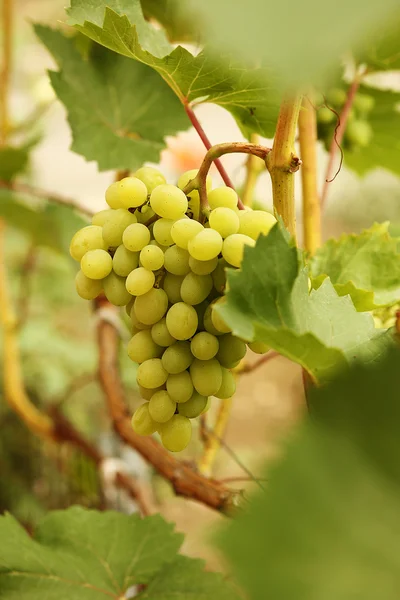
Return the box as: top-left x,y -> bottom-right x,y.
316,87 -> 375,152
70,166 -> 276,452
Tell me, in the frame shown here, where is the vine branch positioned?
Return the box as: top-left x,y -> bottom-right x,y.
198,397 -> 233,477
242,133 -> 264,207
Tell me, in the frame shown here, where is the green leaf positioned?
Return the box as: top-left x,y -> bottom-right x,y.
65,0 -> 280,138
0,141 -> 36,182
218,225 -> 391,383
309,223 -> 400,311
219,348 -> 400,600
356,13 -> 400,72
141,0 -> 199,43
35,25 -> 188,171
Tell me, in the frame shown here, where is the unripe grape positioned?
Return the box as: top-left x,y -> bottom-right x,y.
131,403 -> 158,436
180,272 -> 213,305
127,330 -> 163,364
162,341 -> 193,374
134,288 -> 168,325
317,107 -> 335,124
166,302 -> 198,340
345,119 -> 373,148
148,390 -> 176,423
209,207 -> 239,238
178,393 -> 207,418
122,223 -> 151,252
188,229 -> 223,261
238,210 -> 276,240
117,176 -> 148,208
163,273 -> 184,304
248,340 -> 270,354
137,358 -> 168,388
326,87 -> 347,108
211,298 -> 231,333
222,233 -> 255,267
81,249 -> 113,279
140,245 -> 164,271
164,245 -> 191,276
113,245 -> 140,277
150,184 -> 188,219
217,333 -> 247,367
70,225 -> 107,261
215,368 -> 236,399
190,331 -> 219,360
189,255 -> 218,275
190,358 -> 223,396
353,93 -> 375,115
126,267 -> 155,296
103,272 -> 132,306
75,270 -> 102,300
153,218 -> 176,246
160,414 -> 192,452
134,166 -> 166,193
171,218 -> 203,249
208,186 -> 238,210
166,371 -> 194,403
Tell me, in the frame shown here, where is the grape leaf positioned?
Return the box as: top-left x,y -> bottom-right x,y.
309,223 -> 400,311
217,224 -> 391,383
65,0 -> 280,138
141,0 -> 199,43
0,140 -> 37,182
356,13 -> 400,72
34,25 -> 188,172
219,348 -> 400,600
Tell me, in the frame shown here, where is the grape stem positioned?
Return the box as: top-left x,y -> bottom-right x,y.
198,397 -> 233,477
242,133 -> 264,207
183,142 -> 271,215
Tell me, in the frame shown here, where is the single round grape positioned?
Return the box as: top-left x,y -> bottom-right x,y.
238,210 -> 276,241
113,245 -> 139,277
353,93 -> 375,115
138,384 -> 165,401
248,340 -> 270,354
201,397 -> 211,414
70,225 -> 107,261
180,272 -> 213,305
150,184 -> 188,219
81,249 -> 113,279
122,223 -> 151,252
212,258 -> 227,293
171,218 -> 203,249
126,267 -> 155,296
75,270 -> 102,300
222,233 -> 255,267
132,403 -> 158,435
178,392 -> 207,418
92,209 -> 115,227
117,176 -> 148,208
160,414 -> 192,452
211,298 -> 231,333
190,331 -> 219,360
217,333 -> 247,367
153,218 -> 176,246
190,358 -> 223,396
102,209 -> 137,248
134,288 -> 168,325
209,207 -> 239,238
148,390 -> 176,423
317,106 -> 335,124
345,119 -> 373,148
151,318 -> 176,347
203,303 -> 224,336
127,330 -> 163,364
140,245 -> 164,271
177,169 -> 212,202
188,229 -> 223,261
163,273 -> 184,304
166,371 -> 193,403
164,245 -> 190,276
161,341 -> 193,374
105,181 -> 121,209
103,272 -> 132,306
207,186 -> 238,210
130,306 -> 151,330
166,302 -> 198,340
137,358 -> 168,388
189,255 -> 218,275
215,368 -> 236,399
134,166 -> 166,193
326,87 -> 347,108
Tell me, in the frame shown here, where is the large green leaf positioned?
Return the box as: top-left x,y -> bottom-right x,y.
356,13 -> 400,72
0,140 -> 38,182
65,0 -> 280,138
309,223 -> 400,311
218,225 -> 391,383
35,25 -> 188,171
141,0 -> 199,43
219,348 -> 400,600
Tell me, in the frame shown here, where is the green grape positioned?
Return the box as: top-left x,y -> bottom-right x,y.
135,204 -> 156,224
148,390 -> 176,423
166,371 -> 193,403
177,169 -> 212,214
217,333 -> 247,367
70,225 -> 107,261
188,229 -> 223,261
207,186 -> 238,210
122,223 -> 151,252
92,209 -> 114,227
126,267 -> 155,296
126,297 -> 135,316
203,303 -> 224,336
238,210 -> 276,241
150,184 -> 188,219
134,166 -> 166,193
317,106 -> 335,124
209,207 -> 239,238
131,403 -> 158,435
201,397 -> 211,414
134,287 -> 168,325
160,414 -> 192,452
150,239 -> 168,252
189,255 -> 218,275
248,340 -> 270,354
326,87 -> 347,107
212,258 -> 227,293
161,341 -> 193,374
105,181 -> 121,209
153,218 -> 176,246
103,272 -> 132,306
215,368 -> 236,399
345,119 -> 373,148
127,330 -> 163,364
117,176 -> 148,208
130,306 -> 151,330
137,358 -> 168,388
163,273 -> 184,304
151,317 -> 176,347
140,244 -> 164,271
113,245 -> 140,277
138,384 -> 165,401
178,392 -> 207,418
164,245 -> 190,275
102,208 -> 137,248
190,358 -> 222,396
166,302 -> 198,340
211,298 -> 231,333
171,218 -> 203,249
194,301 -> 208,331
81,249 -> 113,279
190,331 -> 219,360
222,233 -> 255,267
75,270 -> 102,300
180,272 -> 213,305
353,93 -> 375,115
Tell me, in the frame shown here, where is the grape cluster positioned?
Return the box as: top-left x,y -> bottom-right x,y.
317,87 -> 375,151
70,166 -> 276,452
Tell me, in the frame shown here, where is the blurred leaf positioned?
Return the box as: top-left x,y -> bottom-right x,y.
0,141 -> 37,182
219,348 -> 400,600
309,223 -> 400,311
66,0 -> 280,137
218,225 -> 391,383
141,0 -> 199,43
356,13 -> 400,72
